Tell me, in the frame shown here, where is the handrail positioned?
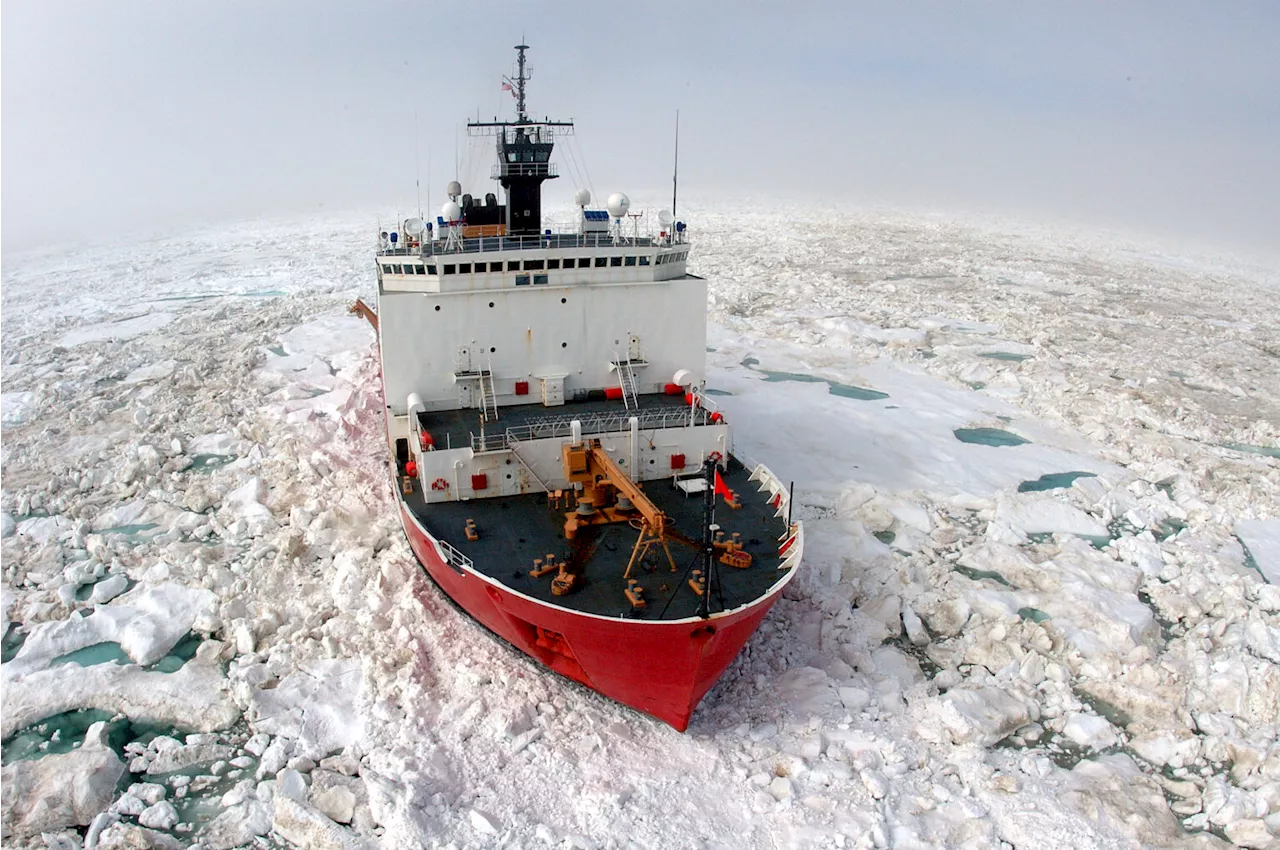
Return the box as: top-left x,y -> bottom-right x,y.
502,406 -> 710,446
377,230 -> 691,259
470,432 -> 509,453
435,537 -> 474,571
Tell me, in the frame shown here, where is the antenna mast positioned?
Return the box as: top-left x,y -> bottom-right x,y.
414,109 -> 422,219
514,43 -> 530,123
672,110 -> 680,217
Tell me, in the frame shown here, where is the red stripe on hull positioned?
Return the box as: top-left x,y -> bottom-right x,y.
399,500 -> 788,731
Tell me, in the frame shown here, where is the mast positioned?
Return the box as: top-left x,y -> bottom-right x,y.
672,110 -> 680,218
698,457 -> 718,619
514,43 -> 529,122
467,44 -> 574,236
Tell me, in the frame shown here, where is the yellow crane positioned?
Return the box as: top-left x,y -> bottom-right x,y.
560,439 -> 678,578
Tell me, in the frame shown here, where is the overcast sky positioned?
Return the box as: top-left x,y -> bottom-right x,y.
3,2 -> 1278,259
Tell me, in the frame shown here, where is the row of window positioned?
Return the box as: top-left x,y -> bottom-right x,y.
380,252 -> 688,277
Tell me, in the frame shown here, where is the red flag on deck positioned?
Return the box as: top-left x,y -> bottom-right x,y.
714,469 -> 732,500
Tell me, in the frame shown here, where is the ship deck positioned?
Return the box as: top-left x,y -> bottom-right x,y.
414,392 -> 715,454
403,455 -> 791,621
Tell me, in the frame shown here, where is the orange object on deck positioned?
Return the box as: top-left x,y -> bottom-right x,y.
348,298 -> 379,333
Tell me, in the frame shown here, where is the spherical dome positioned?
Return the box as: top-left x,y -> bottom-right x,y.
658,210 -> 674,226
442,201 -> 462,222
574,188 -> 592,207
404,217 -> 425,236
606,192 -> 630,219
446,181 -> 462,198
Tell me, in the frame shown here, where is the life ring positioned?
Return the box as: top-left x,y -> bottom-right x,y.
708,451 -> 723,464
431,478 -> 449,491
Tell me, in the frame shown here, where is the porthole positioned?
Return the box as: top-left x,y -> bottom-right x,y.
560,297 -> 567,304
489,301 -> 495,308
434,305 -> 441,312
561,342 -> 568,348
490,346 -> 496,353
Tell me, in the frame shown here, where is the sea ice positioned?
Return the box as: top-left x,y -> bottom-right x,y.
0,721 -> 125,837
57,312 -> 177,347
249,658 -> 366,760
1237,519 -> 1280,585
0,391 -> 36,427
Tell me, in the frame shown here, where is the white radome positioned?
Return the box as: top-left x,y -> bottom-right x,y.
404,218 -> 425,236
574,189 -> 592,207
442,201 -> 462,223
447,181 -> 462,199
658,210 -> 674,226
606,192 -> 630,219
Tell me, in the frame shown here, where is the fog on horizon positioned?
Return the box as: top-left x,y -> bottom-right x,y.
3,2 -> 1278,262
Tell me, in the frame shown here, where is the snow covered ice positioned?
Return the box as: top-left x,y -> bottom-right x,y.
3,204 -> 1279,848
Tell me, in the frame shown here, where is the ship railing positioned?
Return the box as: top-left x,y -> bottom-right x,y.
500,406 -> 710,446
424,232 -> 663,256
470,432 -> 509,453
491,162 -> 558,180
377,225 -> 690,258
435,537 -> 474,572
743,458 -> 803,569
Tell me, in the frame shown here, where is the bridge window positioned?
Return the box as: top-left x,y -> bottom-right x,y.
474,262 -> 487,273
443,264 -> 456,275
515,274 -> 530,286
426,264 -> 437,274
610,256 -> 623,267
508,260 -> 521,272
624,256 -> 637,267
382,264 -> 393,274
459,263 -> 471,274
639,256 -> 651,266
534,274 -> 549,285
393,264 -> 402,274
547,259 -> 560,270
523,259 -> 545,271
594,257 -> 607,268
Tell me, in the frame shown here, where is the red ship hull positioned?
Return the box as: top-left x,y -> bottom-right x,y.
398,499 -> 793,731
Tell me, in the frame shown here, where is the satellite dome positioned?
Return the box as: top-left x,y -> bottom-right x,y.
404,217 -> 425,236
658,210 -> 674,226
574,188 -> 592,207
442,201 -> 462,222
606,192 -> 630,219
446,181 -> 462,199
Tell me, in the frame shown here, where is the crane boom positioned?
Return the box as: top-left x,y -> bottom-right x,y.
560,439 -> 678,577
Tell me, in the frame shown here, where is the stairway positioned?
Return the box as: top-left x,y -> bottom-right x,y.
480,356 -> 499,422
616,354 -> 639,410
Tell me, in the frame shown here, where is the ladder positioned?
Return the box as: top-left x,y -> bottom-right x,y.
616,353 -> 639,410
480,355 -> 499,422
